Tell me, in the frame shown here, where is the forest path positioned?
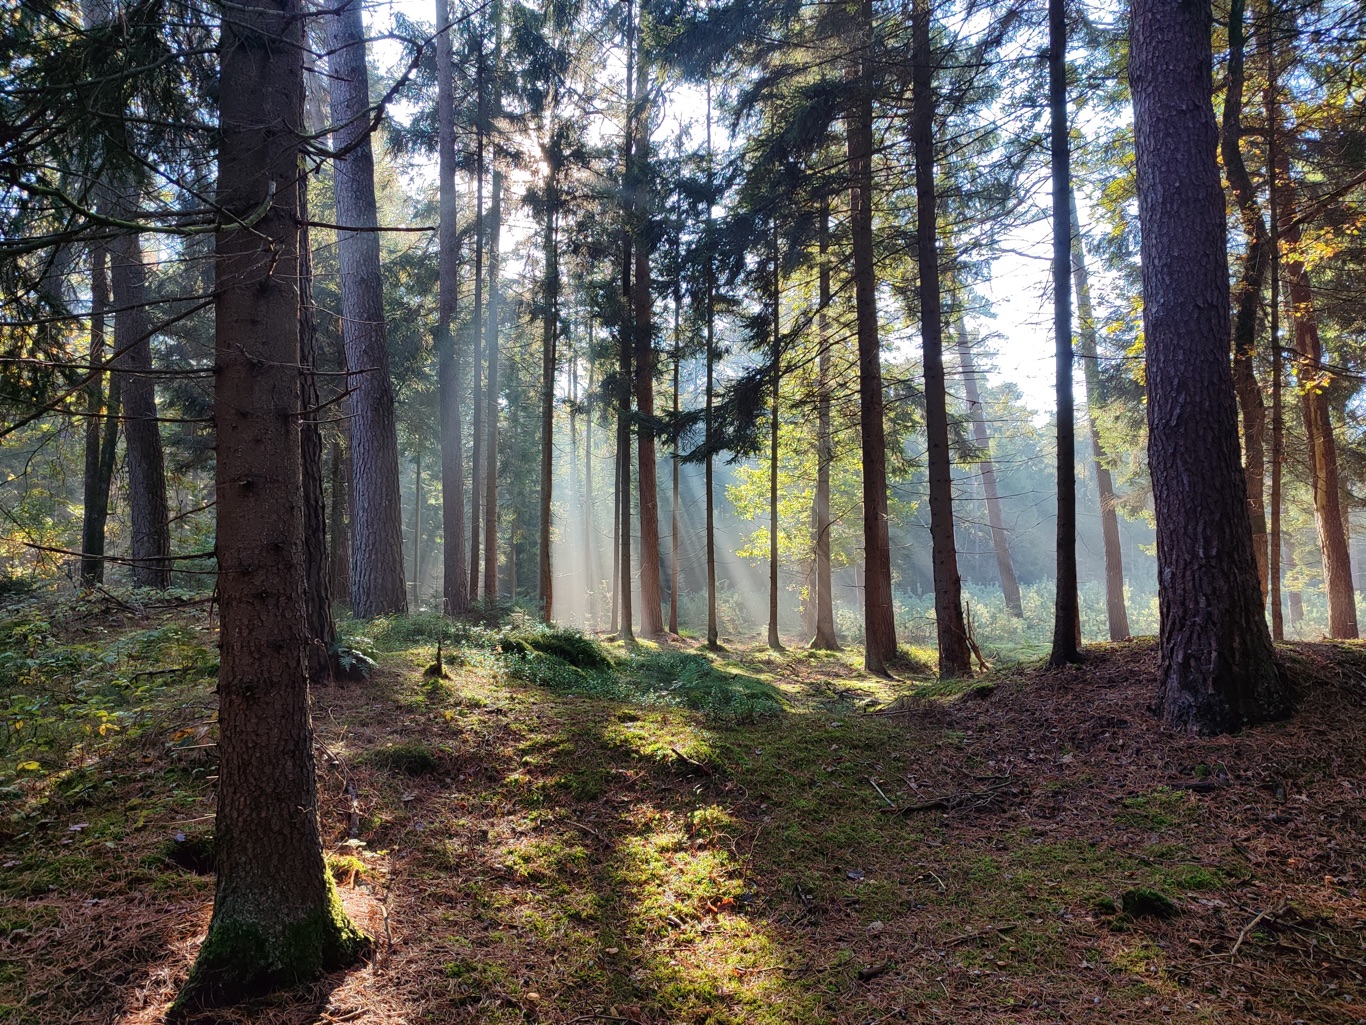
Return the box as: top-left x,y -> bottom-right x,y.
2,600 -> 1363,1024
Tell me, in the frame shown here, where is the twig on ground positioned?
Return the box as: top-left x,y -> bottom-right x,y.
1230,907 -> 1273,960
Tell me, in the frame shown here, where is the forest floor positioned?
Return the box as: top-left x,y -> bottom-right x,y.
1,592 -> 1364,1025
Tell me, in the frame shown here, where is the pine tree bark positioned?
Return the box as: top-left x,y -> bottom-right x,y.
953,316 -> 1023,618
1276,171 -> 1358,639
80,245 -> 120,586
1130,0 -> 1289,733
436,0 -> 468,617
848,0 -> 897,675
912,0 -> 971,677
1070,197 -> 1130,640
1221,0 -> 1270,601
175,0 -> 367,1005
810,198 -> 840,650
327,0 -> 407,617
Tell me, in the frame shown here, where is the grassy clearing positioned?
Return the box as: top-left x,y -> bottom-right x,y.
1,592 -> 1364,1024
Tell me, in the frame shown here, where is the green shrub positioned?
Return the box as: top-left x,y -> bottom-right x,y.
506,628 -> 613,671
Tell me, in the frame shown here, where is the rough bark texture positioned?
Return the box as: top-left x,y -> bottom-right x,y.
80,245 -> 119,586
1221,0 -> 1270,601
912,1 -> 971,678
298,193 -> 335,687
1070,197 -> 1129,640
106,226 -> 171,589
436,0 -> 468,617
848,0 -> 897,675
328,0 -> 407,617
1130,0 -> 1289,734
1277,172 -> 1358,639
953,317 -> 1022,619
810,199 -> 840,650
175,0 -> 367,1006
1047,0 -> 1081,667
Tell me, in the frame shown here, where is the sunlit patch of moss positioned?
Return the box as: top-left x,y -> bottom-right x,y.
501,834 -> 590,886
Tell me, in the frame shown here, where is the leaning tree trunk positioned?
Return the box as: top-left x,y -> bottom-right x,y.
912,0 -> 972,677
847,0 -> 897,675
299,187 -> 335,687
436,0 -> 468,616
810,197 -> 840,650
1221,0 -> 1270,601
175,0 -> 368,1005
1070,197 -> 1130,640
327,0 -> 407,617
1129,0 -> 1289,734
1276,170 -> 1358,640
80,245 -> 120,586
953,316 -> 1023,619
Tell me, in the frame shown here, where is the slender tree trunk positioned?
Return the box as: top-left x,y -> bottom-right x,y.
585,353 -> 596,628
539,167 -> 559,622
670,252 -> 682,635
1267,37 -> 1284,642
328,0 -> 407,617
767,225 -> 783,651
848,0 -> 897,675
80,245 -> 118,586
1129,0 -> 1288,733
1222,0 -> 1270,600
411,452 -> 422,607
469,48 -> 486,600
705,84 -> 720,651
610,413 -> 621,633
953,316 -> 1023,618
484,155 -> 503,599
299,189 -> 335,686
1047,0 -> 1081,666
329,440 -> 351,606
177,0 -> 367,1003
811,198 -> 840,650
437,0 -> 468,616
1070,197 -> 1129,639
1276,170 -> 1358,639
913,0 -> 971,677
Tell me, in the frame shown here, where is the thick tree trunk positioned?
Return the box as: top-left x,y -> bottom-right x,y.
327,0 -> 407,617
1129,0 -> 1289,733
847,0 -> 897,675
1048,0 -> 1081,666
811,199 -> 840,650
176,0 -> 367,1005
1276,174 -> 1358,639
298,192 -> 335,687
953,317 -> 1022,618
80,245 -> 119,586
1070,197 -> 1129,639
1221,0 -> 1270,601
436,0 -> 468,617
1266,39 -> 1284,641
912,1 -> 971,678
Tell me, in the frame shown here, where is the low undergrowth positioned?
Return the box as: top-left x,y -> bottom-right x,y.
1,591 -> 1364,1025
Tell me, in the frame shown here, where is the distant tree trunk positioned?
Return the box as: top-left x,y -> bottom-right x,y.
176,0 -> 367,1004
810,198 -> 840,650
328,0 -> 407,617
610,416 -> 621,633
1130,0 -> 1289,733
484,159 -> 503,601
1070,197 -> 1129,640
469,45 -> 486,601
912,0 -> 971,677
1284,531 -> 1303,629
1276,171 -> 1358,640
1046,0 -> 1081,666
539,161 -> 559,622
1221,0 -> 1270,602
705,84 -> 720,651
299,192 -> 335,686
410,452 -> 423,607
767,223 -> 783,651
80,245 -> 119,586
670,256 -> 682,635
585,353 -> 596,627
437,0 -> 468,617
848,0 -> 897,675
953,316 -> 1023,618
632,55 -> 664,638
328,440 -> 351,606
